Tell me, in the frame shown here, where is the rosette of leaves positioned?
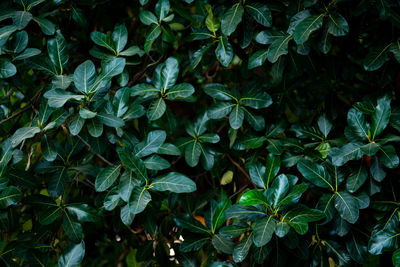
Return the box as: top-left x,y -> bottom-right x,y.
90,23 -> 144,77
329,95 -> 399,183
249,7 -> 349,68
189,2 -> 272,68
130,57 -> 195,121
221,173 -> 323,263
139,0 -> 180,50
204,82 -> 272,131
95,129 -> 196,226
177,112 -> 220,170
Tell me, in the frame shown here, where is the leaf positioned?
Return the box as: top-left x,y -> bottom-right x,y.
346,234 -> 368,264
174,214 -> 210,234
151,172 -> 196,193
180,235 -> 209,252
248,49 -> 268,69
224,204 -> 266,221
62,213 -> 83,242
44,89 -> 84,108
293,14 -> 324,44
266,174 -> 289,208
317,114 -> 332,138
155,0 -> 170,21
48,167 -> 68,199
347,108 -> 370,140
146,24 -> 161,40
221,3 -> 244,36
12,11 -> 32,30
185,140 -> 201,167
371,95 -> 391,140
87,118 -> 103,138
393,249 -> 400,267
39,206 -> 62,225
327,13 -> 349,36
248,162 -> 267,189
252,215 -> 276,247
166,83 -> 195,99
329,142 -> 363,167
41,134 -> 57,161
139,11 -> 158,25
378,145 -> 399,169
10,31 -> 28,53
90,58 -> 126,92
134,130 -> 166,157
267,34 -> 292,63
229,104 -> 244,129
95,165 -> 121,192
215,37 -> 233,67
13,48 -> 41,60
58,241 -> 85,267
47,30 -> 69,74
144,155 -> 170,170
334,191 -> 359,224
119,45 -> 144,57
297,160 -> 334,190
246,3 -> 271,27
118,149 -> 148,183
147,98 -> 166,121
0,186 -> 21,208
10,126 -> 40,148
129,186 -> 151,214
69,114 -> 85,135
346,163 -> 367,193
161,57 -> 179,90
220,225 -> 248,237
233,233 -> 253,263
66,204 -> 98,222
112,24 -> 128,53
211,198 -> 231,233
97,113 -> 125,127
265,154 -> 280,186
368,229 -> 399,255
0,61 -> 17,79
104,187 -> 122,211
90,31 -> 115,53
34,17 -> 55,35
204,83 -> 236,100
363,44 -> 392,71
278,184 -> 307,207
212,234 -> 235,254
74,60 -> 96,94
0,25 -> 18,46
239,189 -> 266,206
120,203 -> 135,226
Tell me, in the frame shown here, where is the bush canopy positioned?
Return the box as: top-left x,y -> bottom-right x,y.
1,0 -> 400,266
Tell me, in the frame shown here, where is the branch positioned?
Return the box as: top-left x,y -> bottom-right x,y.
74,134 -> 114,166
226,154 -> 256,189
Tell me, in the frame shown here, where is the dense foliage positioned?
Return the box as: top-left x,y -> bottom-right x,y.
1,0 -> 400,266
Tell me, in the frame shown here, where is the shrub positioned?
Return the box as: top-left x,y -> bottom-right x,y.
0,0 -> 400,266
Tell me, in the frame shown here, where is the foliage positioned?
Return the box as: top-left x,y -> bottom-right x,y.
1,0 -> 400,266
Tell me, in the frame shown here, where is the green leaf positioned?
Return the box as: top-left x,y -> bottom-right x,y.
13,48 -> 41,60
174,214 -> 210,234
265,154 -> 280,186
327,13 -> 349,36
378,145 -> 399,169
229,104 -> 244,129
346,163 -> 367,193
134,130 -> 166,157
239,189 -> 266,206
204,83 -> 235,101
221,3 -> 244,36
47,30 -> 69,74
118,170 -> 141,202
0,186 -> 21,208
39,206 -> 62,225
233,233 -> 253,263
212,234 -> 235,254
297,160 -> 334,190
252,215 -> 276,247
120,203 -> 135,225
185,140 -> 201,167
10,126 -> 40,148
10,31 -> 28,53
112,24 -> 128,53
329,142 -> 363,167
48,167 -> 68,199
161,57 -> 179,90
97,113 -> 125,128
155,0 -> 170,21
69,114 -> 85,135
44,89 -> 84,108
334,191 -> 359,224
87,118 -> 103,138
278,184 -> 307,207
119,45 -> 144,57
12,11 -> 32,30
90,31 -> 115,53
225,205 -> 266,221
66,204 -> 99,222
151,172 -> 196,193
129,186 -> 151,214
215,37 -> 233,67
0,61 -> 17,79
104,187 -> 122,211
363,44 -> 392,71
368,229 -> 399,255
347,108 -> 370,140
0,25 -> 18,46
41,134 -> 57,161
139,11 -> 158,25
147,98 -> 166,121
283,206 -> 324,234
266,174 -> 289,208
199,133 -> 220,144
58,241 -> 85,267
34,17 -> 55,35
166,83 -> 195,99
346,234 -> 368,264
393,249 -> 400,267
246,3 -> 271,27
371,95 -> 391,140
248,49 -> 268,69
207,102 -> 235,119
293,14 -> 324,44
95,165 -> 121,192
180,235 -> 209,252
219,225 -> 248,237
90,58 -> 126,92
74,60 -> 96,94
317,114 -> 332,138
248,162 -> 267,189
118,149 -> 148,182
144,155 -> 170,170
157,143 -> 181,156
267,34 -> 292,63
211,198 -> 231,233
62,212 -> 83,242
146,24 -> 161,40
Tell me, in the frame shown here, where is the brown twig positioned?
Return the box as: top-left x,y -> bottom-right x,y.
226,153 -> 256,189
